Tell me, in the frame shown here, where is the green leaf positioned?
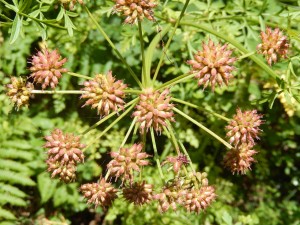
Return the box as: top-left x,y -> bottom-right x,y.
0,207 -> 16,220
53,185 -> 68,207
0,170 -> 35,186
0,183 -> 27,198
222,211 -> 233,225
0,194 -> 27,207
64,13 -> 76,37
9,14 -> 23,44
0,149 -> 33,161
19,0 -> 32,13
0,159 -> 31,173
37,172 -> 58,204
268,91 -> 279,109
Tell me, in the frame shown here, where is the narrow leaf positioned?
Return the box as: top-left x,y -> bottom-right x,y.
37,172 -> 58,204
9,14 -> 22,44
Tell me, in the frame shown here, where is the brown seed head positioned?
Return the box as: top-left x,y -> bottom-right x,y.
183,185 -> 216,213
107,143 -> 150,183
6,77 -> 34,110
80,178 -> 118,208
224,143 -> 257,174
114,0 -> 158,24
59,0 -> 83,10
44,128 -> 85,164
132,88 -> 175,134
257,27 -> 289,65
81,71 -> 127,117
187,39 -> 236,91
30,49 -> 67,89
226,108 -> 263,146
46,158 -> 77,183
123,181 -> 153,205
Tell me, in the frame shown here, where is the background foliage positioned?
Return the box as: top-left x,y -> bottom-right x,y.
0,0 -> 300,224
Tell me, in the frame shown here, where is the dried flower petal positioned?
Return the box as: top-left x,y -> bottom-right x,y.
187,39 -> 236,91
81,71 -> 127,117
30,49 -> 68,89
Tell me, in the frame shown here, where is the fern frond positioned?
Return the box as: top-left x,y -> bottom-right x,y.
0,149 -> 33,161
0,194 -> 27,207
0,183 -> 27,198
0,159 -> 32,174
0,207 -> 16,220
2,141 -> 33,150
0,170 -> 35,186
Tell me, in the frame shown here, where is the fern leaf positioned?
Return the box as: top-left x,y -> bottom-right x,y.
0,149 -> 33,161
0,194 -> 27,207
0,159 -> 32,174
2,141 -> 33,150
0,170 -> 35,186
0,183 -> 27,198
0,207 -> 16,220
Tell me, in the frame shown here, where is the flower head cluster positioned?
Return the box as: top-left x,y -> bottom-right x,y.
44,129 -> 85,182
30,49 -> 68,89
59,0 -> 83,10
114,0 -> 158,24
224,109 -> 263,174
6,77 -> 34,110
257,27 -> 289,65
80,178 -> 118,208
187,39 -> 236,91
123,181 -> 153,205
132,88 -> 175,134
162,154 -> 189,174
81,71 -> 127,117
107,143 -> 150,183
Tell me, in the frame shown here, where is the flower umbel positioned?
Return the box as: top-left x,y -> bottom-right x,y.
46,159 -> 77,183
132,88 -> 175,134
44,128 -> 85,165
226,109 -> 263,146
257,27 -> 289,65
6,77 -> 34,110
30,49 -> 68,89
223,143 -> 257,174
81,71 -> 127,117
107,143 -> 150,183
123,181 -> 153,205
114,0 -> 158,24
187,39 -> 236,91
80,178 -> 118,208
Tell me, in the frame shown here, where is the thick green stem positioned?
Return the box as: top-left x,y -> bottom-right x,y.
81,98 -> 138,136
153,0 -> 191,82
173,107 -> 232,149
84,6 -> 142,88
30,90 -> 85,94
150,128 -> 165,180
67,72 -> 92,80
171,97 -> 230,122
138,20 -> 148,87
84,100 -> 137,149
156,73 -> 195,91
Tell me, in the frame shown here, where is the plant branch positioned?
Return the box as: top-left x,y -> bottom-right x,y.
120,117 -> 137,148
67,72 -> 92,80
30,90 -> 86,94
156,73 -> 195,91
138,20 -> 147,87
150,128 -> 165,180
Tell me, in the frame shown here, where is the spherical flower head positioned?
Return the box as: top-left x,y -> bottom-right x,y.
107,143 -> 150,183
44,128 -> 85,165
132,88 -> 175,134
123,181 -> 153,205
59,0 -> 83,10
114,0 -> 158,24
46,158 -> 77,183
162,154 -> 189,174
183,185 -> 216,213
257,27 -> 289,65
224,143 -> 257,174
81,71 -> 127,117
187,39 -> 236,91
6,76 -> 34,110
80,178 -> 118,208
226,108 -> 263,146
29,49 -> 68,89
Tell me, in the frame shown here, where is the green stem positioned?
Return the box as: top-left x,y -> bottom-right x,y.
84,100 -> 137,149
178,21 -> 279,80
173,107 -> 232,149
124,89 -> 143,94
120,117 -> 137,148
237,51 -> 256,61
138,20 -> 147,87
178,140 -> 195,173
171,97 -> 230,122
150,128 -> 165,180
84,6 -> 142,89
165,121 -> 180,154
67,72 -> 92,80
156,73 -> 195,91
81,98 -> 138,135
153,0 -> 191,82
30,90 -> 85,94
